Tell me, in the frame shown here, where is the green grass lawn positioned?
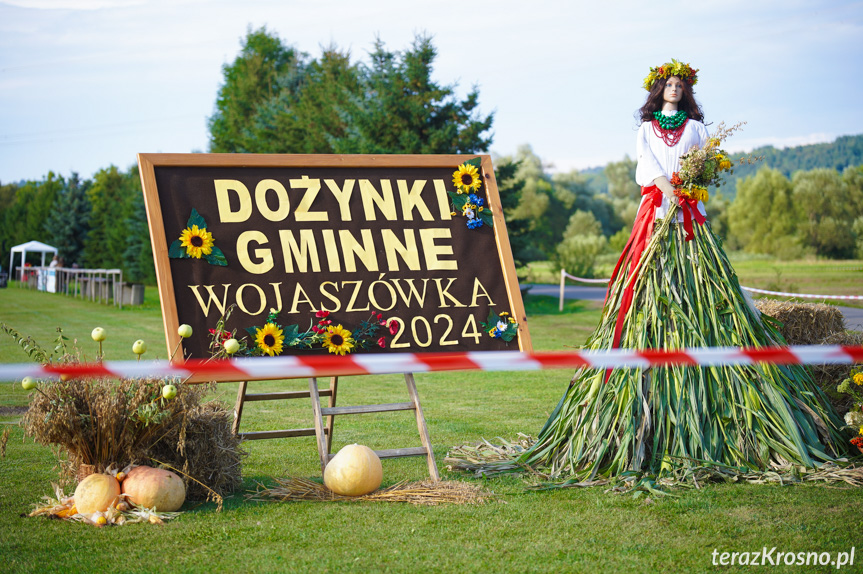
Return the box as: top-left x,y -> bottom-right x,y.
1,286 -> 861,573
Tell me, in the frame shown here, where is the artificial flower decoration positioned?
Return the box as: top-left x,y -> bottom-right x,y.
642,58 -> 699,91
179,225 -> 214,258
449,158 -> 494,231
481,310 -> 518,342
452,162 -> 482,193
323,324 -> 355,356
255,323 -> 285,356
168,208 -> 228,266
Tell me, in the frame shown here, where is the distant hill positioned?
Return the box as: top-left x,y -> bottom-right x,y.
723,134 -> 863,197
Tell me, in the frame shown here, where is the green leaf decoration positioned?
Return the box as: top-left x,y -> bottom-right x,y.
283,324 -> 300,346
168,240 -> 189,259
448,191 -> 469,210
465,157 -> 482,170
187,208 -> 207,229
204,246 -> 228,267
244,326 -> 259,340
479,208 -> 494,227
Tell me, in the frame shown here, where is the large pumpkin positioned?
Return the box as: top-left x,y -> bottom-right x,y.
121,466 -> 186,511
323,444 -> 382,496
74,473 -> 121,513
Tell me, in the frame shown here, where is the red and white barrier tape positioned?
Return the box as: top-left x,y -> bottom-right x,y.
2,345 -> 862,383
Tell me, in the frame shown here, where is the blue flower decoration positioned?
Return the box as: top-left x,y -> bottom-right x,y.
468,194 -> 484,207
466,218 -> 483,229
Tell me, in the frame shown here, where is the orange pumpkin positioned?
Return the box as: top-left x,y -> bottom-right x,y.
74,473 -> 121,514
121,466 -> 186,511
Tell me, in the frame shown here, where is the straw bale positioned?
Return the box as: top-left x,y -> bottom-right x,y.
754,299 -> 845,345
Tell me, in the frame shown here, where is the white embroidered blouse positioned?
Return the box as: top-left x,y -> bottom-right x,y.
634,110 -> 709,221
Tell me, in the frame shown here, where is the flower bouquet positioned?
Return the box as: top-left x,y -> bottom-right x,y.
671,121 -> 756,203
837,367 -> 863,453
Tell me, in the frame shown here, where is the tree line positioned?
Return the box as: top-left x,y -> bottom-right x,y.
2,28 -> 862,284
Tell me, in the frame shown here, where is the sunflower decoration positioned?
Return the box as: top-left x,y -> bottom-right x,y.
323,324 -> 355,356
168,208 -> 228,266
452,163 -> 481,194
480,310 -> 518,343
449,158 -> 493,230
254,323 -> 285,357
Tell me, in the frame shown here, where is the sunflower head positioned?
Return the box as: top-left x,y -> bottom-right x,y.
323,324 -> 355,356
452,163 -> 481,193
179,225 -> 215,258
255,323 -> 284,356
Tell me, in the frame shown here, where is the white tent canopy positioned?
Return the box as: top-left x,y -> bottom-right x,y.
9,240 -> 58,274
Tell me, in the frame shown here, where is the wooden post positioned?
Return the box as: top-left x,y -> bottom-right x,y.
404,373 -> 440,482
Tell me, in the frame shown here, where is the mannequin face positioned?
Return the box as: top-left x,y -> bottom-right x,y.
663,76 -> 684,105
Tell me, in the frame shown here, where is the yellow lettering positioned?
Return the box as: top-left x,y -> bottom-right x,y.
269,282 -> 283,312
433,277 -> 465,308
236,283 -> 267,315
291,176 -> 328,221
470,278 -> 495,307
236,230 -> 274,274
381,229 -> 421,271
214,180 -> 252,223
321,229 -> 341,272
391,278 -> 428,308
343,280 -> 370,312
278,229 -> 321,273
433,179 -> 452,220
359,179 -> 397,220
187,284 -> 231,318
319,281 -> 341,312
289,283 -> 316,314
325,179 -> 355,221
420,228 -> 457,271
255,179 -> 290,222
339,229 -> 378,272
397,179 -> 433,221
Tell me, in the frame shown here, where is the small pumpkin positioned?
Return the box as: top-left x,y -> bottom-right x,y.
323,444 -> 382,496
121,466 -> 186,511
74,473 -> 121,514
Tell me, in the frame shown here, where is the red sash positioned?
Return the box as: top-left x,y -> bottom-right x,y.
603,186 -> 706,381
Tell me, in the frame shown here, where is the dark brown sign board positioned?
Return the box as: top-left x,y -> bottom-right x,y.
138,154 -> 531,382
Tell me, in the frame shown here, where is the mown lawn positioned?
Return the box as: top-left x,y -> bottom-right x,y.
0,285 -> 861,573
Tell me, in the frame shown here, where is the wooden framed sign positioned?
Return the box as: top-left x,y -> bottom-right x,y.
138,154 -> 531,381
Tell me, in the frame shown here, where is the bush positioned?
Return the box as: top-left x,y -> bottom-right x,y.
551,234 -> 607,278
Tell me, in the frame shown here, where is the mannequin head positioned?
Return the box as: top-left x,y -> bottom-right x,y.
638,75 -> 704,123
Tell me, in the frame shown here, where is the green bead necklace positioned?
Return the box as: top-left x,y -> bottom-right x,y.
653,110 -> 687,130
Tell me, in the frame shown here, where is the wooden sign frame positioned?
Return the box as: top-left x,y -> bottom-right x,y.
138,153 -> 531,378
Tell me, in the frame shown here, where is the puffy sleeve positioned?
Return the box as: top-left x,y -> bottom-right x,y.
635,122 -> 665,186
692,121 -> 709,148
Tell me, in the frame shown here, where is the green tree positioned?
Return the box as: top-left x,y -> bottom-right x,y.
792,168 -> 863,258
727,167 -> 802,257
605,156 -> 640,226
333,36 -> 493,154
208,31 -> 493,156
83,166 -> 138,270
208,26 -> 303,153
44,173 -> 91,267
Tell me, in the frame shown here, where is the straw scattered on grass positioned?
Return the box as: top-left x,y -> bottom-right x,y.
248,477 -> 496,506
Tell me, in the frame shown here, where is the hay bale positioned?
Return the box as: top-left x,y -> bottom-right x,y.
754,300 -> 862,416
808,330 -> 863,417
754,300 -> 845,344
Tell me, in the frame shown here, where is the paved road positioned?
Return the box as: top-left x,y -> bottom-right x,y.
524,284 -> 863,331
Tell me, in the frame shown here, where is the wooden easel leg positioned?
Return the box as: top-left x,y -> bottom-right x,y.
309,377 -> 328,475
326,376 -> 338,454
404,373 -> 440,482
232,381 -> 248,435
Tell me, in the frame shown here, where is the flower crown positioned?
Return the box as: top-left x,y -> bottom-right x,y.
643,59 -> 699,91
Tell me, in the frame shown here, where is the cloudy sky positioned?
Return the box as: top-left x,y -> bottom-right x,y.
1,0 -> 861,183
